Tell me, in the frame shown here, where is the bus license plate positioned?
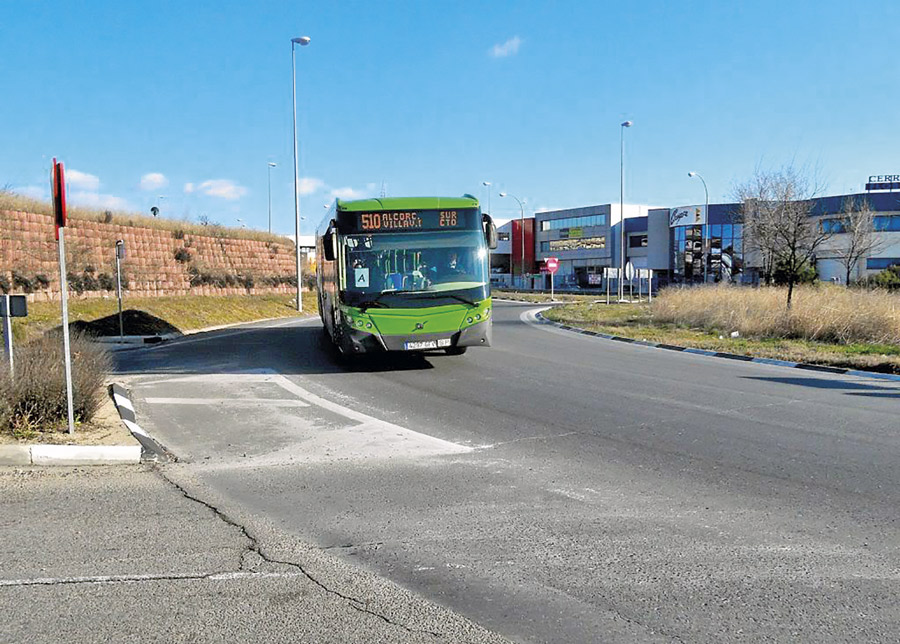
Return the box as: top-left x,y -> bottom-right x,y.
405,339 -> 452,350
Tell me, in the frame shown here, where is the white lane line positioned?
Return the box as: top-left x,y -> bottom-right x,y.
268,373 -> 474,457
158,317 -> 313,349
144,397 -> 310,407
0,570 -> 309,587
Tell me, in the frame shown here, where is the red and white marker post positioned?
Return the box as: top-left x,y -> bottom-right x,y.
544,257 -> 559,300
52,158 -> 75,434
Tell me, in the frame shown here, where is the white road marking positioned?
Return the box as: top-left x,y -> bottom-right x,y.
144,397 -> 310,407
156,317 -> 312,349
137,369 -> 474,464
0,570 -> 309,587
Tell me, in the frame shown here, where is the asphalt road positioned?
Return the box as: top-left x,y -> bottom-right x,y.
111,301 -> 900,642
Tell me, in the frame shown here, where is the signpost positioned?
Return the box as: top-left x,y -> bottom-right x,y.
625,261 -> 635,301
604,267 -> 620,304
115,240 -> 125,343
52,158 -> 75,434
544,257 -> 559,300
1,294 -> 27,379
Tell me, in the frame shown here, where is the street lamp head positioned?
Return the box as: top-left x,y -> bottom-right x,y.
621,120 -> 633,127
482,181 -> 491,187
268,162 -> 277,168
498,192 -> 507,198
688,171 -> 696,177
292,36 -> 311,46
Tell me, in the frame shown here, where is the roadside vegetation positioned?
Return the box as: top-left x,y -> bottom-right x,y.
0,333 -> 110,438
543,284 -> 900,374
12,292 -> 317,343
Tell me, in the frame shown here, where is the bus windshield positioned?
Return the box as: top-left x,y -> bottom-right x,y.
342,230 -> 489,308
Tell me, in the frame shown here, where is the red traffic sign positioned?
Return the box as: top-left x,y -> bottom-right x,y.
51,158 -> 67,240
544,257 -> 559,275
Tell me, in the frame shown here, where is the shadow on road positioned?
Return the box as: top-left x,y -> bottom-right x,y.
741,375 -> 900,396
112,321 -> 438,377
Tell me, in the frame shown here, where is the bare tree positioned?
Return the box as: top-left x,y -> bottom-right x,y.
832,197 -> 884,287
734,165 -> 832,307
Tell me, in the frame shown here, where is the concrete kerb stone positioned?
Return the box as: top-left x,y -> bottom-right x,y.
0,386 -> 164,467
96,314 -> 310,351
533,310 -> 900,383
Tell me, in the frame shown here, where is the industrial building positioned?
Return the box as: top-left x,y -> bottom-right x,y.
488,190 -> 900,289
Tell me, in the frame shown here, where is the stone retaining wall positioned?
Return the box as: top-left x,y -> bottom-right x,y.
0,210 -> 304,301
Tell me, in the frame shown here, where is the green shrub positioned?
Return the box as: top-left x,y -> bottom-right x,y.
869,265 -> 900,290
174,248 -> 192,263
0,332 -> 111,434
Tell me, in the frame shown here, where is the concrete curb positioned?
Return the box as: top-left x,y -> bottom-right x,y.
534,311 -> 900,383
0,443 -> 142,467
109,384 -> 173,462
95,315 -> 310,351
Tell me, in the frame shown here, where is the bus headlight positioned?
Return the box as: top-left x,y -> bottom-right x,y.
366,322 -> 372,329
467,317 -> 474,324
475,314 -> 481,320
357,320 -> 364,327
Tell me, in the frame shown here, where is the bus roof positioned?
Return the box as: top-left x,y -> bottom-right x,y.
336,196 -> 479,212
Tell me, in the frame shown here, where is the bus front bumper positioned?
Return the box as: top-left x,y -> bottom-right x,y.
340,320 -> 492,354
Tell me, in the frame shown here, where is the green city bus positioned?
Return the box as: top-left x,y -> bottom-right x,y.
316,196 -> 498,355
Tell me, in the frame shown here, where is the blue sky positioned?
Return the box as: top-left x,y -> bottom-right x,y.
2,1 -> 898,233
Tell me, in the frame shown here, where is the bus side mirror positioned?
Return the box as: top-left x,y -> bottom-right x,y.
323,229 -> 336,262
483,214 -> 498,249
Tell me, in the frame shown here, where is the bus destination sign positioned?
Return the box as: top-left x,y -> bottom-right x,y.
356,209 -> 470,232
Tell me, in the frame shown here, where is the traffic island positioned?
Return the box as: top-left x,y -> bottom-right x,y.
0,384 -> 143,466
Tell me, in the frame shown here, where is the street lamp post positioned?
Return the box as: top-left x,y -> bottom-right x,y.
499,192 -> 525,288
688,171 -> 710,283
267,162 -> 276,234
482,181 -> 492,215
291,35 -> 311,312
619,120 -> 632,301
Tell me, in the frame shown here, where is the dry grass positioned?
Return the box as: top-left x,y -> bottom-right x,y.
652,284 -> 900,345
542,291 -> 900,374
0,189 -> 291,246
0,333 -> 111,435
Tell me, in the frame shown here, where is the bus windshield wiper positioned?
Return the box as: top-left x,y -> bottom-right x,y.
357,291 -> 394,311
407,292 -> 478,307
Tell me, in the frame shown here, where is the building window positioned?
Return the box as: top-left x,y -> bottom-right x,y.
629,235 -> 648,248
821,219 -> 846,234
874,215 -> 900,232
540,236 -> 606,252
540,214 -> 607,231
867,257 -> 900,270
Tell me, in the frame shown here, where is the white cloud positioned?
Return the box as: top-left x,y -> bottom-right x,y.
489,36 -> 522,58
66,169 -> 101,191
140,172 -> 168,191
298,177 -> 326,196
16,185 -> 47,200
195,179 -> 248,200
330,186 -> 365,200
68,190 -> 131,210
184,182 -> 195,194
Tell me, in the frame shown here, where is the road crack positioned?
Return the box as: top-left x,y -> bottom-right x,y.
154,467 -> 443,639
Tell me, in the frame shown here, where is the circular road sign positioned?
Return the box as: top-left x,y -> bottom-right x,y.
545,257 -> 559,275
